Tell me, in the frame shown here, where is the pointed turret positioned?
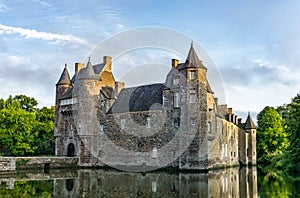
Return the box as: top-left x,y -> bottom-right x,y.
78,57 -> 97,80
245,112 -> 256,129
56,63 -> 71,85
184,42 -> 207,70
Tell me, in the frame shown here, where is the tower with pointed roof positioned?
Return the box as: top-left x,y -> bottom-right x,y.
55,64 -> 72,156
164,42 -> 210,169
245,112 -> 257,165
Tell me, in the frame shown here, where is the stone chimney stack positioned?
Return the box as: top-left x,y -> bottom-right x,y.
103,56 -> 112,72
172,58 -> 179,68
238,118 -> 242,124
75,62 -> 85,75
214,98 -> 218,106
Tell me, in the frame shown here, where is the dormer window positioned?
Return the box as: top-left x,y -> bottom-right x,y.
190,70 -> 197,80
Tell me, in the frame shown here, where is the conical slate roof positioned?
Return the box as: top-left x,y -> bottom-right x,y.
56,64 -> 71,85
245,112 -> 256,129
184,42 -> 207,70
77,58 -> 98,80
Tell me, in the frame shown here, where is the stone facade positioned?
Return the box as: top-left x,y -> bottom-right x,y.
54,43 -> 256,170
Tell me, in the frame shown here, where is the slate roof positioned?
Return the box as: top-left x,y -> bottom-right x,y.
244,113 -> 256,129
109,83 -> 167,113
56,64 -> 71,85
101,86 -> 114,99
93,63 -> 105,74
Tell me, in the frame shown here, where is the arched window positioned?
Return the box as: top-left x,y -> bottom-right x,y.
67,143 -> 75,157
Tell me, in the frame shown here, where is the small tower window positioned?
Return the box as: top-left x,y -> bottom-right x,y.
173,78 -> 179,85
207,122 -> 211,133
146,117 -> 151,128
174,93 -> 180,108
121,119 -> 126,130
99,124 -> 104,133
190,94 -> 197,103
190,70 -> 197,80
152,147 -> 157,158
191,118 -> 196,125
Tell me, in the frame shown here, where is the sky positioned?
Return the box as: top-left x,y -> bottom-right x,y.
1,0 -> 300,121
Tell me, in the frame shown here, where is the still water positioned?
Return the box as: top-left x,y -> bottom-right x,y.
0,167 -> 298,197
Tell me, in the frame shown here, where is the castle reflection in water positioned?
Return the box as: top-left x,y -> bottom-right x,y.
1,167 -> 257,197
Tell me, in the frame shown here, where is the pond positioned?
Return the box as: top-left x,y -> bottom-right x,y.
0,167 -> 298,197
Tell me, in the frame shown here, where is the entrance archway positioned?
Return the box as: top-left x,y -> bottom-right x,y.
67,143 -> 75,157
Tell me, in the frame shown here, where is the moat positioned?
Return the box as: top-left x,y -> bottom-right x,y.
0,167 -> 297,197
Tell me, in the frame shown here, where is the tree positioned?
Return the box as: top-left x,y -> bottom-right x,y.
0,95 -> 55,156
257,106 -> 289,164
33,106 -> 55,155
282,94 -> 300,174
0,108 -> 37,155
13,94 -> 38,112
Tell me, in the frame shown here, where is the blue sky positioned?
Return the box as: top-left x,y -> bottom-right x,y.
1,0 -> 300,121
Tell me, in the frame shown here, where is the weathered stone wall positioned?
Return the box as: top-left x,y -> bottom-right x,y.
0,157 -> 78,171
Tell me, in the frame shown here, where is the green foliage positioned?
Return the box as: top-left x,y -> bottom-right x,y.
279,94 -> 300,175
0,180 -> 53,197
257,106 -> 289,164
0,95 -> 54,156
258,92 -> 300,176
0,108 -> 37,155
33,107 -> 55,155
16,159 -> 30,169
258,167 -> 292,198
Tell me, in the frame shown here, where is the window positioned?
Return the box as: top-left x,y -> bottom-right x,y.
146,117 -> 151,128
190,94 -> 197,103
173,78 -> 179,85
69,130 -> 74,137
99,124 -> 104,133
121,119 -> 126,130
191,118 -> 196,125
189,90 -> 197,103
190,70 -> 197,80
174,93 -> 180,108
222,144 -> 224,157
61,98 -> 78,106
225,144 -> 228,157
152,147 -> 157,158
207,122 -> 211,133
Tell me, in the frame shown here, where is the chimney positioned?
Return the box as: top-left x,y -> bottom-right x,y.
238,118 -> 242,124
172,59 -> 179,68
228,108 -> 233,114
214,98 -> 218,106
103,56 -> 112,72
115,81 -> 125,97
75,62 -> 85,75
234,115 -> 238,124
103,56 -> 112,64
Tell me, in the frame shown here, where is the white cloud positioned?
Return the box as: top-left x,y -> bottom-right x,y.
0,24 -> 90,46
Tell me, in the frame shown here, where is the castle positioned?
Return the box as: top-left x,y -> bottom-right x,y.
54,43 -> 256,170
